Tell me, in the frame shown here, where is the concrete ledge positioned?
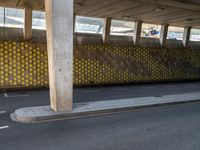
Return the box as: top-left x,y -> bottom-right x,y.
11,92 -> 200,123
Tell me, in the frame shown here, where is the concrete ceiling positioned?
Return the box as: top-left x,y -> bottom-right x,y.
1,0 -> 200,28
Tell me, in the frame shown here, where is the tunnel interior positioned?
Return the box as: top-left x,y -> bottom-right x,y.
1,0 -> 200,90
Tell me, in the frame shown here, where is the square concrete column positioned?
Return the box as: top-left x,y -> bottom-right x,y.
23,7 -> 32,40
103,17 -> 112,44
160,24 -> 168,47
73,13 -> 76,34
183,27 -> 191,48
45,0 -> 74,112
133,21 -> 142,45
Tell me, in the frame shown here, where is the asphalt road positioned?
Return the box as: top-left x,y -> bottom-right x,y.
1,82 -> 200,150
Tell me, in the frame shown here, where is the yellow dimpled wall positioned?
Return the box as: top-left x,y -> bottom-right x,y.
0,41 -> 48,89
0,41 -> 200,89
74,44 -> 200,85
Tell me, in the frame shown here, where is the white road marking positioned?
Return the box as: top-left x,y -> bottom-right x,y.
4,93 -> 30,98
4,93 -> 8,98
165,85 -> 177,88
116,89 -> 129,91
0,126 -> 9,130
186,84 -> 197,87
0,111 -> 6,114
143,87 -> 154,89
84,90 -> 103,93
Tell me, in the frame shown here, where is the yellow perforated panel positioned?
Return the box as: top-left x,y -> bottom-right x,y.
74,44 -> 200,85
0,41 -> 200,89
0,41 -> 48,88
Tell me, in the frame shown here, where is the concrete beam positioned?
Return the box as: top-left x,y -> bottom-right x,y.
103,17 -> 112,44
135,0 -> 200,11
133,21 -> 142,45
45,0 -> 74,112
23,7 -> 32,40
183,27 -> 191,48
160,24 -> 168,47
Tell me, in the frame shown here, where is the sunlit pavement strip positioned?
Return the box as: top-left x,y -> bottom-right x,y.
0,126 -> 9,130
4,93 -> 30,98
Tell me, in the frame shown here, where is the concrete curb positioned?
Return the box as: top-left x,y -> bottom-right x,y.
11,92 -> 200,123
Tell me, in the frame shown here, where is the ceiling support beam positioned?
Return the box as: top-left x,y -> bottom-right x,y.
182,27 -> 191,48
135,0 -> 200,11
45,0 -> 74,112
133,21 -> 142,45
103,17 -> 112,44
160,24 -> 168,47
23,7 -> 32,40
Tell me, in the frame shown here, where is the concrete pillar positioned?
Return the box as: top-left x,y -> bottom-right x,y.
45,0 -> 74,112
73,13 -> 76,33
183,27 -> 191,47
133,21 -> 142,45
23,7 -> 32,40
103,17 -> 112,44
160,24 -> 168,47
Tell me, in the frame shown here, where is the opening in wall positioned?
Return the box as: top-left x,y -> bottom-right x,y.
0,7 -> 4,27
190,28 -> 200,42
32,11 -> 46,30
141,23 -> 161,38
4,7 -> 24,28
167,26 -> 184,40
110,20 -> 135,36
75,16 -> 104,34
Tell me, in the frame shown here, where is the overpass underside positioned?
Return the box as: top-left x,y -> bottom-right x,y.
1,0 -> 200,112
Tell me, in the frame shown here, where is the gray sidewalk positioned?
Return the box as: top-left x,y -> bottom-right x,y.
11,92 -> 200,123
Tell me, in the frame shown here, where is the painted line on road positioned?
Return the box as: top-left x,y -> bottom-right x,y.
0,126 -> 9,130
165,85 -> 177,88
4,93 -> 30,98
186,84 -> 197,87
84,90 -> 103,93
143,87 -> 155,89
4,93 -> 8,98
115,88 -> 129,91
0,111 -> 6,114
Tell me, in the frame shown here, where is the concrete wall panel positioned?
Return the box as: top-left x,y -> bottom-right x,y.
0,40 -> 200,89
